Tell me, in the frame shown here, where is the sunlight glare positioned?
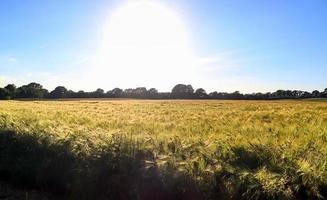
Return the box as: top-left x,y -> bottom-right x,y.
93,0 -> 196,89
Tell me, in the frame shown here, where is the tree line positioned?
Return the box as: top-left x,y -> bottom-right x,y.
0,82 -> 326,100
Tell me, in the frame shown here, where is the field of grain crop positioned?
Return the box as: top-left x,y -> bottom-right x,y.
0,100 -> 326,199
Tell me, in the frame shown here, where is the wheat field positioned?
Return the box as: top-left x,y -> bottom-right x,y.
0,100 -> 326,199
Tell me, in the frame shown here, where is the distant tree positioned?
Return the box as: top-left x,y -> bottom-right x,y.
75,90 -> 86,98
16,86 -> 26,98
49,86 -> 68,98
0,88 -> 10,99
302,91 -> 312,98
208,91 -> 230,99
148,88 -> 158,99
106,90 -> 112,97
111,88 -> 123,98
158,92 -> 170,99
148,88 -> 158,94
171,84 -> 194,99
4,84 -> 16,98
312,90 -> 320,98
253,92 -> 265,100
279,90 -> 292,99
291,90 -> 304,99
1,81 -> 325,100
230,91 -> 243,99
95,88 -> 104,94
17,82 -> 48,98
195,88 -> 207,99
67,90 -> 75,98
123,88 -> 133,98
122,87 -> 148,98
272,90 -> 286,99
93,88 -> 104,98
208,91 -> 218,99
134,87 -> 147,98
323,88 -> 327,98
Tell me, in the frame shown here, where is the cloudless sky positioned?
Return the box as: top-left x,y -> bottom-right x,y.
0,0 -> 326,92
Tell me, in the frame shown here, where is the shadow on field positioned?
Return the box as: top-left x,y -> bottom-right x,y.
0,130 -> 326,200
0,130 -> 204,200
229,145 -> 327,200
231,145 -> 286,172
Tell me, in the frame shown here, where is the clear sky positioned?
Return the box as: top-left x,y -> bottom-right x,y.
0,0 -> 326,93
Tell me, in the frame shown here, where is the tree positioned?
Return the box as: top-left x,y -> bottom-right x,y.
292,90 -> 304,98
312,90 -> 320,98
195,88 -> 207,99
133,87 -> 147,98
148,88 -> 158,99
110,88 -> 123,98
273,90 -> 287,99
230,91 -> 244,99
49,86 -> 68,98
158,92 -> 170,99
17,82 -> 48,98
0,88 -> 10,99
171,84 -> 194,99
95,88 -> 104,94
323,88 -> 327,98
93,88 -> 104,98
66,90 -> 75,98
123,88 -> 134,98
4,84 -> 16,98
302,91 -> 312,98
1,82 -> 324,100
75,90 -> 86,98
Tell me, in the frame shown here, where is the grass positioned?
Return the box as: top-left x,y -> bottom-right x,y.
302,98 -> 327,102
0,100 -> 326,199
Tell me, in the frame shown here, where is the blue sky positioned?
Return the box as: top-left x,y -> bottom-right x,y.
0,0 -> 326,92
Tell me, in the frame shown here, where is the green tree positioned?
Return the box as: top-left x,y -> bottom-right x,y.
195,88 -> 207,98
148,88 -> 158,98
0,88 -> 10,99
49,86 -> 68,98
110,88 -> 123,98
93,88 -> 104,98
17,83 -> 48,98
171,84 -> 194,99
312,90 -> 320,98
4,84 -> 16,98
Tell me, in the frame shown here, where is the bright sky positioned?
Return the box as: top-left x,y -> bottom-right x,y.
0,0 -> 326,92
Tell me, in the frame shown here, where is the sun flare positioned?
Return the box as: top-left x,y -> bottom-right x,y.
93,0 -> 196,89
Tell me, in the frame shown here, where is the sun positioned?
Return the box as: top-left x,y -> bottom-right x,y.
93,0 -> 196,89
